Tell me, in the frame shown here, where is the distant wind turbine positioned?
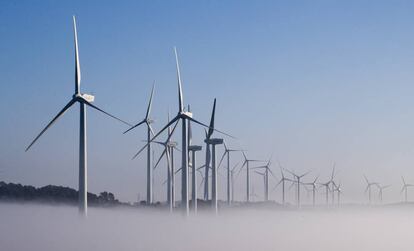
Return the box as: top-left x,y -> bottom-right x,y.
304,176 -> 319,207
239,151 -> 265,203
218,142 -> 242,205
272,162 -> 293,205
285,169 -> 311,207
251,158 -> 276,202
376,183 -> 390,204
124,83 -> 156,205
401,176 -> 414,203
364,175 -> 378,204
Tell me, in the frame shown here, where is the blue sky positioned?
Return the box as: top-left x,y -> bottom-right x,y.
2,1 -> 414,203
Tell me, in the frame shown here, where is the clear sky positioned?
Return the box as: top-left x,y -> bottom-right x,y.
2,0 -> 414,203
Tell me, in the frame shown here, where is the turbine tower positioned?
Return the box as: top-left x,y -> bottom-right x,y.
401,176 -> 414,203
273,163 -> 292,205
206,138 -> 223,213
25,16 -> 131,216
364,175 -> 378,204
376,183 -> 390,204
333,182 -> 342,206
251,159 -> 275,202
124,83 -> 156,205
304,176 -> 319,207
329,165 -> 336,205
285,169 -> 311,207
230,163 -> 240,203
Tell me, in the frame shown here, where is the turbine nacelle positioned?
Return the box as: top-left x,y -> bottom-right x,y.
179,111 -> 193,118
189,145 -> 202,151
204,138 -> 223,145
74,93 -> 95,103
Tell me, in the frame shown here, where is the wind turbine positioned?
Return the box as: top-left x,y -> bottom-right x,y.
364,175 -> 378,204
272,163 -> 293,205
132,48 -> 231,215
124,83 -> 156,204
207,137 -> 223,213
25,16 -> 131,216
239,151 -> 265,203
217,142 -> 242,205
151,115 -> 179,211
333,182 -> 342,206
285,169 -> 311,207
329,164 -> 336,205
304,176 -> 319,207
251,159 -> 276,202
401,176 -> 414,203
376,183 -> 390,204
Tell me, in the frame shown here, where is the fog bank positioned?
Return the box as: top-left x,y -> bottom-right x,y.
0,203 -> 413,251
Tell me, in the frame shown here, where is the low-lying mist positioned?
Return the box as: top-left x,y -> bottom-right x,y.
1,202 -> 413,251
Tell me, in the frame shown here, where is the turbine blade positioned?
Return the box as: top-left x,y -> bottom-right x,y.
132,117 -> 179,160
188,106 -> 192,143
174,47 -> 184,113
148,123 -> 156,136
207,98 -> 216,139
84,101 -> 132,126
299,170 -> 311,178
73,16 -> 81,94
145,81 -> 155,119
364,175 -> 369,184
217,152 -> 226,169
402,176 -> 406,185
185,116 -> 235,139
272,179 -> 283,191
330,163 -> 336,181
26,99 -> 76,151
268,169 -> 277,180
123,119 -> 146,134
231,162 -> 240,172
153,147 -> 167,170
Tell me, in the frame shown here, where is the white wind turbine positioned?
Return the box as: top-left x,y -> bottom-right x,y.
376,183 -> 390,204
124,83 -> 156,204
304,176 -> 319,207
251,159 -> 276,202
239,151 -> 265,203
151,115 -> 180,211
364,175 -> 378,204
217,142 -> 242,205
285,169 -> 311,207
272,162 -> 293,205
25,16 -> 131,216
401,176 -> 414,203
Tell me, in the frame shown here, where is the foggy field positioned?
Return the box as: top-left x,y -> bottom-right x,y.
1,203 -> 413,251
